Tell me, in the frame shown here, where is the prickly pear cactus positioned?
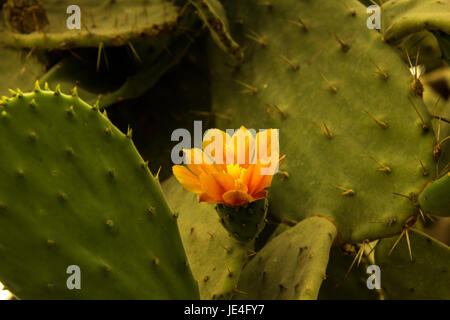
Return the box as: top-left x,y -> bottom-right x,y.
0,0 -> 449,301
0,85 -> 199,299
163,176 -> 250,300
419,172 -> 450,217
209,0 -> 437,243
234,216 -> 337,300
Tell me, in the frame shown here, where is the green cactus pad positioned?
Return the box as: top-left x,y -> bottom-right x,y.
163,176 -> 251,300
234,216 -> 337,300
0,47 -> 46,96
0,0 -> 181,49
216,198 -> 268,242
209,0 -> 436,242
264,223 -> 380,299
189,0 -> 243,61
419,172 -> 450,217
0,86 -> 199,299
383,0 -> 450,44
375,228 -> 450,299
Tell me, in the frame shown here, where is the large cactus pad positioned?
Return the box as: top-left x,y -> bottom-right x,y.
0,85 -> 199,299
210,0 -> 436,242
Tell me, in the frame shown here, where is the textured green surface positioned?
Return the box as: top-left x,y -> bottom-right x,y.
375,228 -> 450,299
0,0 -> 181,48
265,223 -> 380,300
419,172 -> 450,217
383,0 -> 450,44
210,0 -> 436,242
234,216 -> 337,300
0,47 -> 46,96
163,176 -> 250,300
216,198 -> 268,242
189,0 -> 243,61
0,87 -> 199,299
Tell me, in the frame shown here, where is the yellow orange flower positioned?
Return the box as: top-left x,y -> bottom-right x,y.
172,126 -> 283,207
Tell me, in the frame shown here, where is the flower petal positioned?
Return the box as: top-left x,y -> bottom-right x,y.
198,172 -> 235,203
172,165 -> 202,193
183,148 -> 220,176
172,126 -> 281,207
256,129 -> 279,162
202,128 -> 227,167
199,192 -> 225,204
252,189 -> 268,200
243,161 -> 274,196
226,126 -> 256,166
222,190 -> 254,206
213,172 -> 236,191
198,174 -> 223,202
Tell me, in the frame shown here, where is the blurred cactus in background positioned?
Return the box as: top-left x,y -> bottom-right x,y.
0,0 -> 448,300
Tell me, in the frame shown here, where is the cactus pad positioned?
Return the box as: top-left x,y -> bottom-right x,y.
234,216 -> 337,300
209,0 -> 436,242
0,85 -> 199,299
419,172 -> 450,217
163,176 -> 251,300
